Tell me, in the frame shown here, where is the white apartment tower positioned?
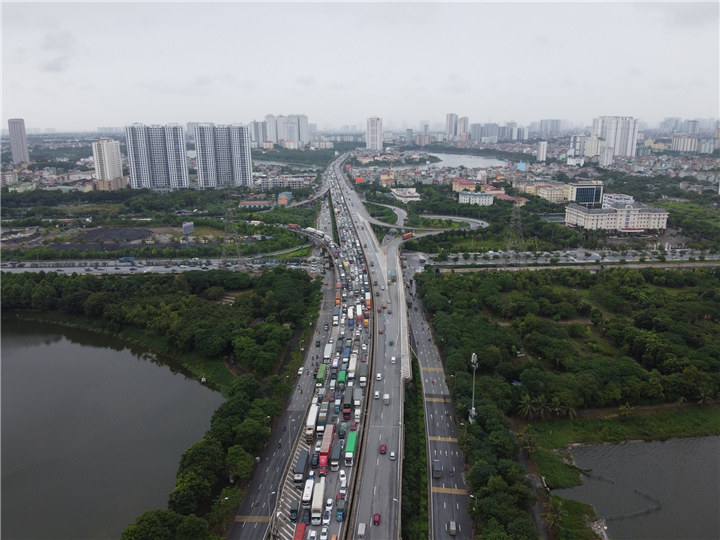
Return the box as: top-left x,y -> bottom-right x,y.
265,114 -> 277,144
592,116 -> 640,157
446,113 -> 458,141
8,119 -> 30,164
194,123 -> 253,189
457,117 -> 469,138
537,141 -> 547,162
250,121 -> 268,147
92,139 -> 123,181
366,117 -> 383,151
275,115 -> 288,142
125,123 -> 189,192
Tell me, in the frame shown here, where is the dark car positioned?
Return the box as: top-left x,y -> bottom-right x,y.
302,510 -> 310,525
311,453 -> 320,468
316,340 -> 321,347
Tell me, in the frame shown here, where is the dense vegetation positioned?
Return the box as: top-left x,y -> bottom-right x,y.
252,147 -> 336,167
401,357 -> 429,540
416,267 -> 720,538
365,202 -> 399,225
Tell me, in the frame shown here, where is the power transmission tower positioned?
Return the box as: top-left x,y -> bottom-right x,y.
502,203 -> 525,266
221,198 -> 242,265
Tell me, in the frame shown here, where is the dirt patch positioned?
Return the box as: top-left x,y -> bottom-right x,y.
75,227 -> 153,243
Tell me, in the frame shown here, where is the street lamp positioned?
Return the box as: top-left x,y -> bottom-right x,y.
469,353 -> 478,424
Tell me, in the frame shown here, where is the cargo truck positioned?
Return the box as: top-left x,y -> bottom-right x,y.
323,344 -> 333,364
401,232 -> 414,240
365,292 -> 372,309
316,400 -> 330,438
333,307 -> 339,326
343,392 -> 353,420
353,388 -> 363,409
305,404 -> 319,443
335,292 -> 341,306
383,394 -> 390,405
433,459 -> 442,479
390,270 -> 396,283
359,364 -> 368,387
330,444 -> 342,472
311,478 -> 327,525
294,450 -> 309,487
318,425 -> 335,476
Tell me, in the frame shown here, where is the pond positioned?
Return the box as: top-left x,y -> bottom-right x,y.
1,318 -> 226,539
553,436 -> 720,540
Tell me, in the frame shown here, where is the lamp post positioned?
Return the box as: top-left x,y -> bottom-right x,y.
267,490 -> 277,538
469,353 -> 478,424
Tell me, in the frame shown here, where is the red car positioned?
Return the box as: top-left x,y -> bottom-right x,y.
350,421 -> 357,432
373,513 -> 381,526
377,307 -> 382,313
379,329 -> 384,334
380,444 -> 387,454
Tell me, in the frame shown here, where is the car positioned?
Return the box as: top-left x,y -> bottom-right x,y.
414,306 -> 418,311
339,470 -> 346,484
302,510 -> 311,525
388,309 -> 392,314
350,421 -> 357,432
389,339 -> 394,346
324,281 -> 328,285
374,391 -> 380,399
391,356 -> 396,364
180,265 -> 187,268
381,286 -> 385,291
320,527 -> 329,540
373,513 -> 381,525
316,340 -> 321,347
380,443 -> 387,454
311,453 -> 320,468
382,303 -> 386,309
377,307 -> 382,313
322,510 -> 331,525
329,337 -> 334,343
362,343 -> 367,351
114,267 -> 120,270
379,328 -> 384,334
326,498 -> 334,512
315,441 -> 323,453
390,451 -> 396,461
308,530 -> 317,540
298,367 -> 304,376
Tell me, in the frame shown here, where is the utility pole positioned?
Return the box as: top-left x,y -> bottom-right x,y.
470,352 -> 478,424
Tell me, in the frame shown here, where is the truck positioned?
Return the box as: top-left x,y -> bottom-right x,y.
330,444 -> 342,472
318,425 -> 335,476
336,499 -> 346,521
365,292 -> 372,309
288,223 -> 299,229
316,400 -> 330,438
432,459 -> 442,479
348,307 -> 354,329
323,344 -> 333,364
402,232 -> 414,240
383,394 -> 390,405
333,306 -> 340,326
390,270 -> 397,283
305,404 -> 319,443
294,450 -> 309,487
356,310 -> 362,326
118,257 -> 135,262
343,392 -> 353,420
335,292 -> 341,307
359,364 -> 368,388
363,311 -> 369,327
353,388 -> 363,409
348,356 -> 357,381
311,478 -> 327,525
343,347 -> 351,361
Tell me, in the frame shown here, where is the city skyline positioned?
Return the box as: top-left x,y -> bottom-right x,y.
3,3 -> 718,131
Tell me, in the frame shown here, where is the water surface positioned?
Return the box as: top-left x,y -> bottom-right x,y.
2,318 -> 225,539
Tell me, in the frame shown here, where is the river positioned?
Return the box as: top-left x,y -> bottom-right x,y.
1,318 -> 226,540
553,436 -> 720,540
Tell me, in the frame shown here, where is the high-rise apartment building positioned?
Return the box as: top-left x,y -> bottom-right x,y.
92,138 -> 123,181
470,124 -> 483,141
125,123 -> 189,192
540,119 -> 561,134
297,115 -> 310,145
537,141 -> 547,162
194,123 -> 253,189
250,121 -> 268,147
682,120 -> 700,135
265,114 -> 277,144
671,135 -> 699,153
446,113 -> 458,140
599,146 -> 615,167
406,129 -> 413,145
275,115 -> 287,142
457,117 -> 469,138
366,117 -> 383,151
482,123 -> 499,138
8,119 -> 30,164
569,135 -> 586,157
591,116 -> 640,157
186,122 -> 200,141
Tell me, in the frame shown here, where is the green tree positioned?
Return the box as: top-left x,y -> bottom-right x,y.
206,486 -> 244,536
619,402 -> 634,418
590,308 -> 604,327
225,445 -> 255,481
30,282 -> 57,311
167,470 -> 212,515
517,426 -> 537,456
120,509 -> 182,540
543,496 -> 567,535
517,394 -> 534,420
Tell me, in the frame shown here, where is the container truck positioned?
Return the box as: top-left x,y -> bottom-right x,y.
432,459 -> 442,479
316,400 -> 330,438
293,450 -> 309,487
402,232 -> 414,240
353,388 -> 363,409
318,425 -> 335,476
311,478 -> 327,525
323,344 -> 333,364
359,364 -> 368,387
305,404 -> 319,443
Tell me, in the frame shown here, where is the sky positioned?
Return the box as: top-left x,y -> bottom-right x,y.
2,1 -> 719,132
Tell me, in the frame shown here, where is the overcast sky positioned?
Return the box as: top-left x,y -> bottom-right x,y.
2,2 -> 718,132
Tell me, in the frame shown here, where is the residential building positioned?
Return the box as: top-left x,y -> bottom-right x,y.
566,180 -> 604,205
565,201 -> 668,232
569,135 -> 586,156
671,135 -> 698,153
276,115 -> 287,142
591,116 -> 640,157
125,123 -> 189,192
457,117 -> 469,139
482,123 -> 499,138
250,121 -> 268,147
366,117 -> 383,151
92,138 -> 123,181
699,139 -> 716,154
599,146 -> 615,167
406,129 -> 413,144
539,119 -> 562,134
446,113 -> 458,141
567,157 -> 585,166
1,172 -> 19,187
602,193 -> 634,208
194,123 -> 253,189
8,182 -> 36,193
537,141 -> 547,162
459,191 -> 494,206
8,118 -> 30,164
683,120 -> 700,135
265,114 -> 277,144
186,122 -> 200,140
584,135 -> 605,157
95,176 -> 128,191
470,124 -> 483,141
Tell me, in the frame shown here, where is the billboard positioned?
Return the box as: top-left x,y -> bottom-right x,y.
182,222 -> 195,235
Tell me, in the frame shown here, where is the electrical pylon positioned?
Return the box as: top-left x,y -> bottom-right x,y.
502,203 -> 525,266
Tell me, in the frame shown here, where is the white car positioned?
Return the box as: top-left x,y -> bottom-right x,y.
315,441 -> 322,454
374,391 -> 380,399
339,470 -> 346,484
320,527 -> 329,540
326,498 -> 334,512
309,531 -> 317,540
362,343 -> 367,351
376,373 -> 382,381
298,367 -> 304,376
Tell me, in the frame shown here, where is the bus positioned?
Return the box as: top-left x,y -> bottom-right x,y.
293,523 -> 306,540
337,370 -> 346,389
301,478 -> 314,509
316,364 -> 327,387
344,432 -> 357,466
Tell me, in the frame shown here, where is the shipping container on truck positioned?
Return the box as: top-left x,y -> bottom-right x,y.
335,281 -> 342,292
335,292 -> 341,306
343,392 -> 353,419
293,450 -> 309,487
324,344 -> 333,363
311,478 -> 327,525
317,399 -> 330,438
353,388 -> 363,409
318,425 -> 335,476
330,444 -> 342,472
402,232 -> 414,240
359,364 -> 368,388
305,404 -> 319,443
348,355 -> 357,379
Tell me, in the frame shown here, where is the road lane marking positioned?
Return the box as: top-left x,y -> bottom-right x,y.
429,436 -> 459,442
421,367 -> 444,371
432,487 -> 467,495
425,397 -> 452,403
235,516 -> 270,522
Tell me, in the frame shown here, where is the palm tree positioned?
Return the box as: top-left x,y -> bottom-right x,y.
697,387 -> 715,408
565,403 -> 578,420
675,395 -> 687,410
619,402 -> 634,418
517,394 -> 535,419
551,396 -> 564,417
543,496 -> 567,534
517,426 -> 537,456
533,394 -> 551,420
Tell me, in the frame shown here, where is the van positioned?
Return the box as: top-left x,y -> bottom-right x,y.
448,520 -> 457,536
383,394 -> 390,405
391,356 -> 396,364
357,523 -> 366,539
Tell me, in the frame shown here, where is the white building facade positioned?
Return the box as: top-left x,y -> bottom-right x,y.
125,123 -> 189,191
537,141 -> 547,162
8,118 -> 29,164
366,117 -> 383,151
459,192 -> 494,206
565,202 -> 668,232
92,138 -> 123,181
194,123 -> 253,189
591,116 -> 640,157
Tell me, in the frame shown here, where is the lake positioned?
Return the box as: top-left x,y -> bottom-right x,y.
1,318 -> 226,540
553,436 -> 720,540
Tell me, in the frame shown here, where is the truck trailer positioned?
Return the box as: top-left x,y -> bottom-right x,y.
305,404 -> 319,443
310,478 -> 327,525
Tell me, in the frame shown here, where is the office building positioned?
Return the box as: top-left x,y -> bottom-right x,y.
8,119 -> 30,164
457,117 -> 469,138
591,116 -> 640,157
366,117 -> 383,151
459,192 -> 494,206
194,123 -> 253,189
92,138 -> 123,181
567,180 -> 604,205
125,123 -> 189,192
565,201 -> 668,232
671,135 -> 698,153
603,193 -> 634,208
446,113 -> 458,140
537,141 -> 547,162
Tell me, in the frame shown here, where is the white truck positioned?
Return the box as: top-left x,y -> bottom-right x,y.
305,404 -> 319,443
323,344 -> 333,364
311,478 -> 326,525
383,394 -> 390,405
